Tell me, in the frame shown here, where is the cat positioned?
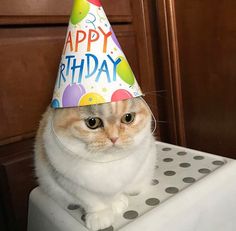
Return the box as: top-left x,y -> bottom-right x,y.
34,97 -> 157,231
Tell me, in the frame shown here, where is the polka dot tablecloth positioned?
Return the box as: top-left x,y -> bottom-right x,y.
66,142 -> 227,231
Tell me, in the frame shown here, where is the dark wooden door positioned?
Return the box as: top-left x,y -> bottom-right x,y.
156,0 -> 236,158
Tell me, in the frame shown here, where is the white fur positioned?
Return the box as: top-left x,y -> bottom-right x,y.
35,113 -> 157,230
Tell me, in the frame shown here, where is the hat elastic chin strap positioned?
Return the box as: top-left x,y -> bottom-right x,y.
140,97 -> 157,135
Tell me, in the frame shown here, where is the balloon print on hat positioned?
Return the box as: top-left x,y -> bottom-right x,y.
116,56 -> 135,86
87,0 -> 102,7
51,99 -> 60,108
79,92 -> 105,106
111,89 -> 133,102
70,0 -> 90,25
62,84 -> 86,107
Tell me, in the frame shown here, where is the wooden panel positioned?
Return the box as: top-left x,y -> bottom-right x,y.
0,0 -> 132,25
155,0 -> 187,144
156,0 -> 236,158
0,139 -> 36,231
0,0 -> 131,16
0,27 -> 66,145
174,0 -> 236,157
130,0 -> 161,139
103,0 -> 132,21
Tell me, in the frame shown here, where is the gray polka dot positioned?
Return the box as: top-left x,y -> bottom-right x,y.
99,226 -> 114,231
177,151 -> 187,156
199,168 -> 211,174
212,160 -> 224,166
162,147 -> 172,151
194,156 -> 204,160
183,177 -> 196,183
123,210 -> 139,220
163,158 -> 174,162
67,204 -> 80,210
145,198 -> 160,206
81,214 -> 86,222
179,163 -> 191,168
165,187 -> 179,194
152,179 -> 159,185
155,165 -> 159,169
164,171 -> 176,176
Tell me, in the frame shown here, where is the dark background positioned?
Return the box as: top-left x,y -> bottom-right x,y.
1,0 -> 236,230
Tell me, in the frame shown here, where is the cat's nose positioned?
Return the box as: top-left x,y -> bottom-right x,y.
110,137 -> 118,144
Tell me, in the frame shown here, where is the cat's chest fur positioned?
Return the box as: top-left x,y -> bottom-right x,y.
62,151 -> 147,195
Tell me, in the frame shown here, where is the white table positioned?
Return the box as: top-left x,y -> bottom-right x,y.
28,142 -> 236,231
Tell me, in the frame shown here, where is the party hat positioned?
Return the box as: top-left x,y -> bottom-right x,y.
51,0 -> 143,108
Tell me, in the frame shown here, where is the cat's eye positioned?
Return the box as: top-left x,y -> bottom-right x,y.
121,113 -> 136,124
85,117 -> 103,129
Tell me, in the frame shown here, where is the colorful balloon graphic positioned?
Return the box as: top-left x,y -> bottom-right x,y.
111,27 -> 121,50
79,92 -> 105,106
51,99 -> 60,108
62,84 -> 86,107
87,0 -> 102,7
70,0 -> 90,25
111,89 -> 133,102
116,56 -> 135,86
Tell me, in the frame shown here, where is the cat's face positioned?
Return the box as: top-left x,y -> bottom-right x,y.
52,97 -> 151,153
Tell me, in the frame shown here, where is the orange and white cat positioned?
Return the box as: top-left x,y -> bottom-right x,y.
35,97 -> 157,231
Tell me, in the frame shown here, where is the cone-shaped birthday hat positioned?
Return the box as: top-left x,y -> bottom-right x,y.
51,0 -> 143,108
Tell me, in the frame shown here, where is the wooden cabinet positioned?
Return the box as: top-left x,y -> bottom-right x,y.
155,0 -> 236,158
0,1 -> 159,231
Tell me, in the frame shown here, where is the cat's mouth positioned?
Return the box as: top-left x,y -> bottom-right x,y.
87,140 -> 133,153
87,143 -> 119,152
84,142 -> 136,163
